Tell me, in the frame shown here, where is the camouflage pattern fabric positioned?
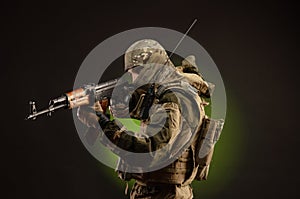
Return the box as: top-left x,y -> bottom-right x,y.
130,182 -> 193,199
97,40 -> 208,198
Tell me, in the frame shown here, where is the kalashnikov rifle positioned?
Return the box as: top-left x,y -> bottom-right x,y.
25,79 -> 120,120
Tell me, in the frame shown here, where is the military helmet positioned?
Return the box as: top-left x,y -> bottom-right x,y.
124,39 -> 168,72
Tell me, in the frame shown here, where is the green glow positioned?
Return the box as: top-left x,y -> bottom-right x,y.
117,118 -> 141,133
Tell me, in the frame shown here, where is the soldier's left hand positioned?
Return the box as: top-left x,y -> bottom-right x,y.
77,101 -> 103,128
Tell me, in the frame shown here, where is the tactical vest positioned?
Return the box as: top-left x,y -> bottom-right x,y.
117,80 -> 224,185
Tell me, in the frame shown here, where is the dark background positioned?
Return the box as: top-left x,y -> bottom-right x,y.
1,0 -> 299,198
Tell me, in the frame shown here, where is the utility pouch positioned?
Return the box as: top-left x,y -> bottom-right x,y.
195,117 -> 224,180
116,157 -> 133,181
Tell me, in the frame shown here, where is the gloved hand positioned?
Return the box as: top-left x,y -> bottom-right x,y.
77,101 -> 103,128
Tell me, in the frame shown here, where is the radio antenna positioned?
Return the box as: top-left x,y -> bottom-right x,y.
169,18 -> 197,59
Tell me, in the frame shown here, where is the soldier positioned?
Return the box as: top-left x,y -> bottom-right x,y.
77,39 -> 210,199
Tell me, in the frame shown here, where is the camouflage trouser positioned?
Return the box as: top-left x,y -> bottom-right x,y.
130,182 -> 193,199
